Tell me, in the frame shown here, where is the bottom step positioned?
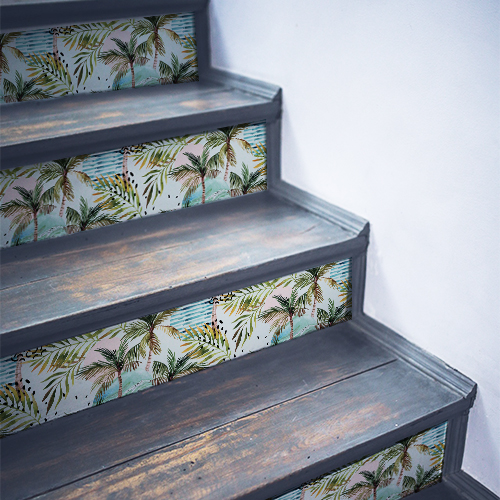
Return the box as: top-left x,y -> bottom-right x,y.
1,316 -> 476,500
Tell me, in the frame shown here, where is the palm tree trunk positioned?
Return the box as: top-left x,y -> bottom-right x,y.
373,487 -> 377,500
33,212 -> 38,241
223,139 -> 231,182
122,148 -> 129,183
145,348 -> 153,372
15,353 -> 23,391
299,486 -> 306,500
311,280 -> 318,317
202,176 -> 206,204
59,193 -> 66,217
211,297 -> 218,327
130,63 -> 136,88
52,31 -> 59,61
153,30 -> 159,70
397,464 -> 405,486
118,371 -> 123,398
290,314 -> 294,340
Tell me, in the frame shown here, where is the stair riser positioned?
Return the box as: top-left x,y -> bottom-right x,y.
0,257 -> 352,437
0,121 -> 267,249
273,421 -> 448,500
1,12 -> 199,105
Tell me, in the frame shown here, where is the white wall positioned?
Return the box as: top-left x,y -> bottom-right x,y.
209,0 -> 500,494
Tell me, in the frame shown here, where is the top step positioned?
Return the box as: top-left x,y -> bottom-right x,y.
1,0 -> 208,33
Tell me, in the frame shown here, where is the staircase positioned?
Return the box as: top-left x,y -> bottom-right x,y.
0,1 -> 494,499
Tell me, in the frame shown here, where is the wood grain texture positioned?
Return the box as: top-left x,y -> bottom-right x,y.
30,360 -> 459,500
0,192 -> 365,355
0,78 -> 280,170
1,323 -> 395,500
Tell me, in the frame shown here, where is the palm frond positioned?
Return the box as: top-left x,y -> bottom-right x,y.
92,173 -> 143,220
0,386 -> 42,437
181,323 -> 231,366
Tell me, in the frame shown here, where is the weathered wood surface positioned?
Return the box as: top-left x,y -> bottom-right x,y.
1,0 -> 208,33
0,192 -> 364,356
0,78 -> 280,170
30,359 -> 459,500
0,324 -> 395,500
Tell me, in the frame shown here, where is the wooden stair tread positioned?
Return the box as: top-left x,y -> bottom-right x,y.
0,321 -> 471,500
0,192 -> 365,355
0,76 -> 280,170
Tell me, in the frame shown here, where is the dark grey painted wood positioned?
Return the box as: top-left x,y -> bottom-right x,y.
0,323 -> 395,500
0,77 -> 281,170
28,360 -> 464,500
446,471 -> 500,500
351,251 -> 368,319
443,412 -> 471,476
0,0 -> 207,32
351,314 -> 477,399
0,191 -> 367,356
273,179 -> 369,236
194,1 -> 211,80
266,108 -> 282,191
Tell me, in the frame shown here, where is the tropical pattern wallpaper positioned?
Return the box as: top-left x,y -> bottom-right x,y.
273,422 -> 447,500
0,258 -> 352,437
0,121 -> 266,248
0,12 -> 197,102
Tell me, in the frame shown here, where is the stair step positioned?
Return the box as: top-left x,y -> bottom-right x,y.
0,319 -> 475,500
0,71 -> 281,169
0,190 -> 367,356
1,0 -> 206,32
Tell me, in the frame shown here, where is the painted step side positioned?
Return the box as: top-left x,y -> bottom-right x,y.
0,190 -> 368,356
0,319 -> 476,500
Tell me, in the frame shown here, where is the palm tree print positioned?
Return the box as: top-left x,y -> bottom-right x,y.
317,299 -> 350,329
66,196 -> 119,233
229,163 -> 267,197
0,257 -> 351,436
77,339 -> 139,400
402,465 -> 440,496
205,125 -> 254,182
0,180 -> 55,242
158,54 -> 198,84
152,351 -> 204,385
384,435 -> 431,486
123,310 -> 179,372
295,264 -> 338,318
132,15 -> 180,71
343,462 -> 395,500
98,34 -> 149,89
259,289 -> 308,341
0,33 -> 25,86
2,71 -> 51,103
38,155 -> 91,217
169,148 -> 220,204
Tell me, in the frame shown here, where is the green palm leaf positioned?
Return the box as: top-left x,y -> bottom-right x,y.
0,386 -> 42,437
181,323 -> 231,366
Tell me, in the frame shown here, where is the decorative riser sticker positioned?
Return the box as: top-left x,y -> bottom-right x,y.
0,258 -> 352,437
274,422 -> 447,500
0,13 -> 197,102
0,121 -> 266,248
